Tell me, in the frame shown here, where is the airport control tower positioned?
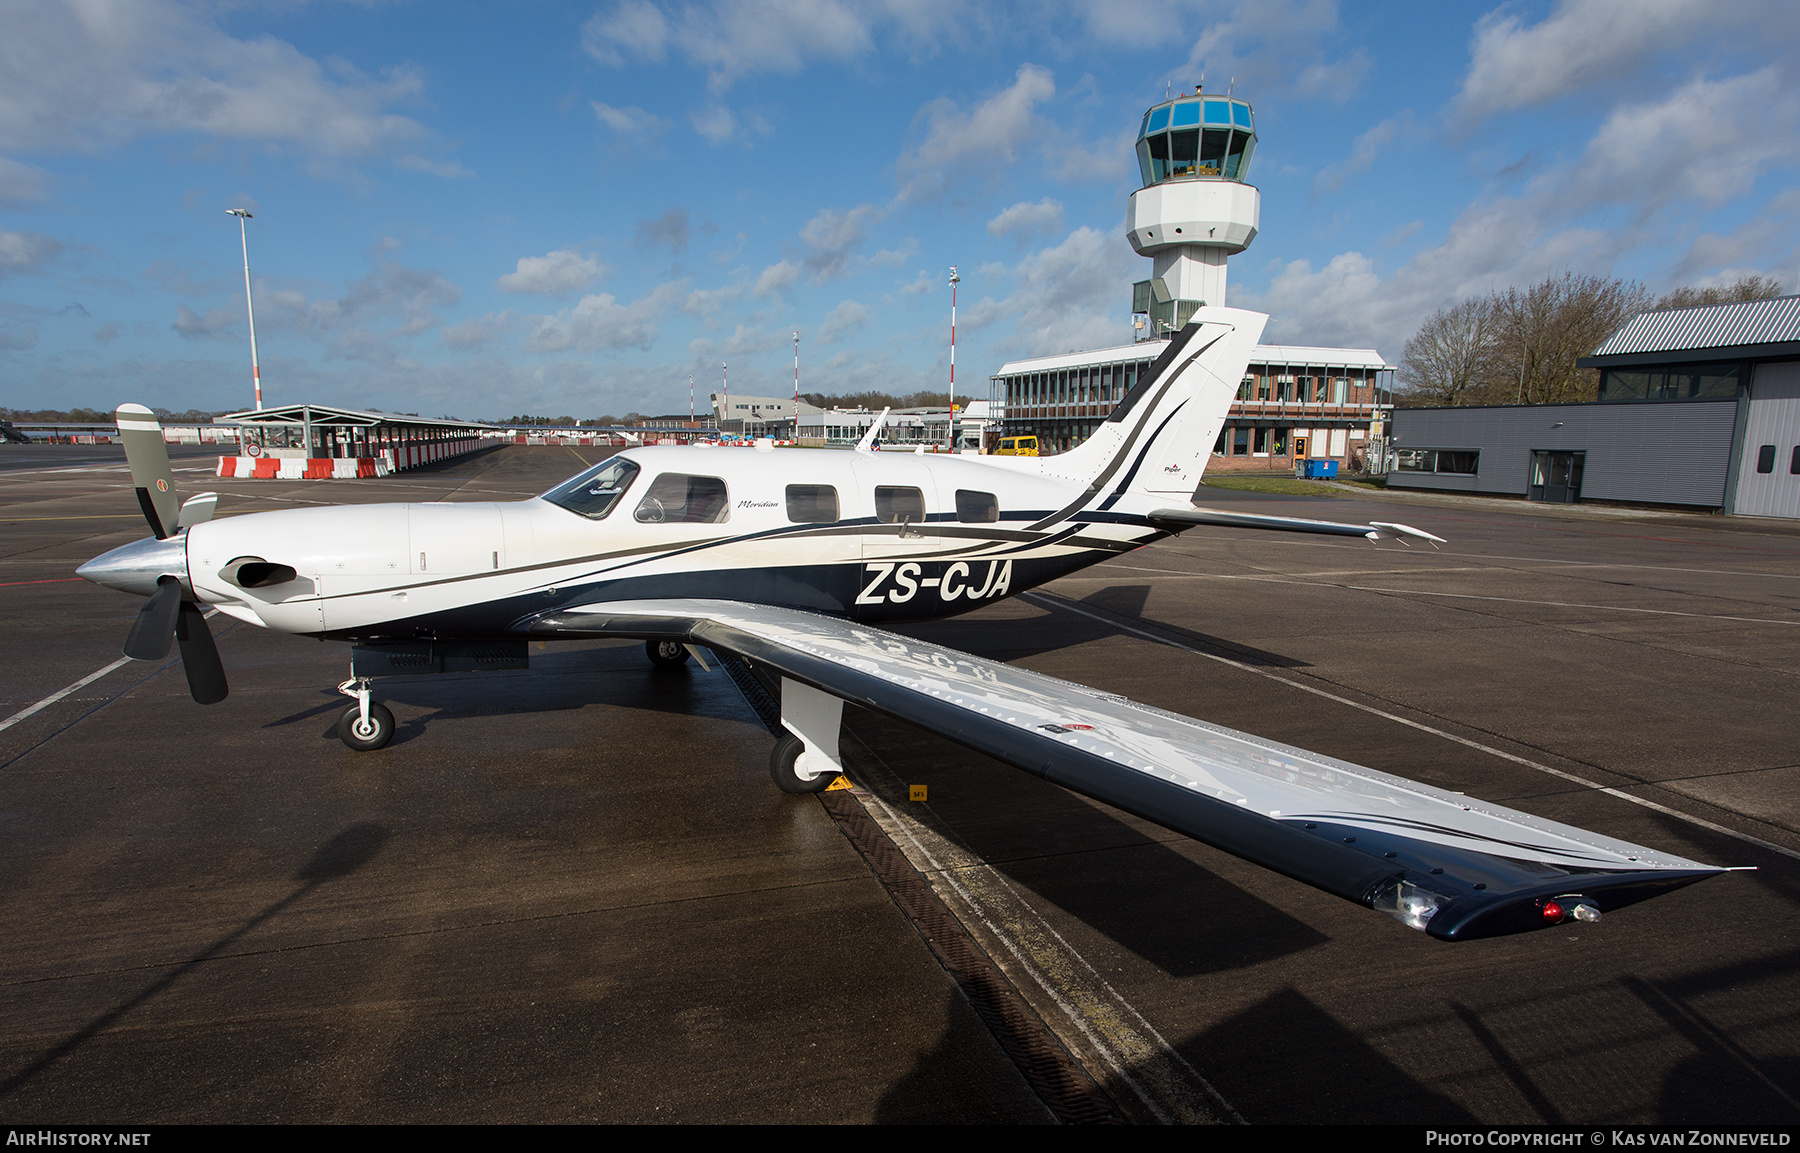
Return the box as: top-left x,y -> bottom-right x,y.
1127,88 -> 1259,336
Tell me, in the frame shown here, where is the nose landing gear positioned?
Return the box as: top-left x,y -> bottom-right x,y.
337,676 -> 395,750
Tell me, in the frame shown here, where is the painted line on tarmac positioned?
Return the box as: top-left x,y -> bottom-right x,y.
840,732 -> 1239,1125
0,657 -> 133,734
0,578 -> 84,587
1029,592 -> 1800,865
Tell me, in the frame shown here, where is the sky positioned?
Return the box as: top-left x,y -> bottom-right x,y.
4,0 -> 1799,420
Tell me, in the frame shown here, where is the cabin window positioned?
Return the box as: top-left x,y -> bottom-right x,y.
955,490 -> 999,523
874,486 -> 925,525
786,484 -> 839,523
634,473 -> 730,523
542,457 -> 640,520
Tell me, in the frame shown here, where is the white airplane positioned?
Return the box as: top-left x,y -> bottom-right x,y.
78,307 -> 1726,941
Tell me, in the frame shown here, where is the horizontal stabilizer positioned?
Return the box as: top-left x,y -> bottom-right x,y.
1150,506 -> 1444,545
524,598 -> 1721,941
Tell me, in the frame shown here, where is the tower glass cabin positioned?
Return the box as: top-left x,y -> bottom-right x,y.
1127,91 -> 1261,336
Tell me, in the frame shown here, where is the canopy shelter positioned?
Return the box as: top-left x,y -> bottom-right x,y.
221,403 -> 497,477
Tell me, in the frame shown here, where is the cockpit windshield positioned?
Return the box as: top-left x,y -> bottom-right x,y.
541,457 -> 640,520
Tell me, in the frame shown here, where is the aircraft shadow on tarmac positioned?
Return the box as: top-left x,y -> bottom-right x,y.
0,822 -> 389,1106
259,641 -> 761,748
243,585 -> 1328,971
839,706 -> 1330,980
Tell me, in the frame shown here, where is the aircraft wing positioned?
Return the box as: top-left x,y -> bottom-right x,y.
524,598 -> 1722,941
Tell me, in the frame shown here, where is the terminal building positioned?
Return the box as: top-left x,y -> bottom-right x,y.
990,87 -> 1394,469
1388,295 -> 1800,519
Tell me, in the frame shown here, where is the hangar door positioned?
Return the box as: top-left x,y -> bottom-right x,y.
1734,362 -> 1800,519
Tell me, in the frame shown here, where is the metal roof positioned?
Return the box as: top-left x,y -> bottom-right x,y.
223,403 -> 492,430
994,341 -> 1392,376
1593,294 -> 1800,357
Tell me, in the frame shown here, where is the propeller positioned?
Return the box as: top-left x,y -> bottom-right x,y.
110,403 -> 230,704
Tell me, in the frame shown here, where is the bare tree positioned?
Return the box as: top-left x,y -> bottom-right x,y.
1398,296 -> 1497,406
1489,273 -> 1650,404
1654,275 -> 1785,310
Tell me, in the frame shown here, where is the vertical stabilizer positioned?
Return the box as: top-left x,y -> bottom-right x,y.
1044,307 -> 1266,510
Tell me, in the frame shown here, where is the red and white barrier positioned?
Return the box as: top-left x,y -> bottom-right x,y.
217,456 -> 387,479
215,435 -> 487,479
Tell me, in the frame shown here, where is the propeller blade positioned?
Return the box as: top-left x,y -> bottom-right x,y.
123,577 -> 181,660
115,403 -> 178,540
176,492 -> 218,529
175,602 -> 229,705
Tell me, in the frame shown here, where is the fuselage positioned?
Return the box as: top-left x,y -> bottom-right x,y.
162,445 -> 1174,644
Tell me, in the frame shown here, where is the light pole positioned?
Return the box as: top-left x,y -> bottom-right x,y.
226,209 -> 263,411
792,330 -> 799,441
722,361 -> 728,438
948,265 -> 960,451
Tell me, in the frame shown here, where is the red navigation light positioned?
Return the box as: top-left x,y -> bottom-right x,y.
1541,900 -> 1565,924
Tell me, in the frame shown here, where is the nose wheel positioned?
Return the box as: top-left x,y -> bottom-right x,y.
337,677 -> 394,751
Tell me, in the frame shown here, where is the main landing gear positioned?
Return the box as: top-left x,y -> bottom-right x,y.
645,639 -> 691,669
337,677 -> 394,751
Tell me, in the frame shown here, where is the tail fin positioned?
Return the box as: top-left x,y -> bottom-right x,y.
1047,306 -> 1266,508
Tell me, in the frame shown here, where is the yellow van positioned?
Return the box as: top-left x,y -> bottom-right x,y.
994,435 -> 1039,457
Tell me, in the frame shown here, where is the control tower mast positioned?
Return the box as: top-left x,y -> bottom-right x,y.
1127,86 -> 1260,337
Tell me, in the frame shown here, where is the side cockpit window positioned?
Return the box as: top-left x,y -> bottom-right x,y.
542,457 -> 640,520
786,484 -> 839,523
955,489 -> 998,523
874,486 -> 925,525
634,473 -> 730,524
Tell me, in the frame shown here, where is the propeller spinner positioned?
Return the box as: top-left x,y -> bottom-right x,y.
75,404 -> 231,704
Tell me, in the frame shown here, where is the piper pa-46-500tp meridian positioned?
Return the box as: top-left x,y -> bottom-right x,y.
78,307 -> 1728,941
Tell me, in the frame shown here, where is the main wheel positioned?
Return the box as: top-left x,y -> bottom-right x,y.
645,639 -> 691,668
769,733 -> 835,794
338,702 -> 395,751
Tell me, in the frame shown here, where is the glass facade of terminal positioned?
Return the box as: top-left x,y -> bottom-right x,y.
1136,96 -> 1256,186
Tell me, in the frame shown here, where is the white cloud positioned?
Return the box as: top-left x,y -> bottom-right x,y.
593,102 -> 668,136
497,250 -> 608,295
816,299 -> 869,343
583,0 -> 952,90
523,281 -> 688,353
1454,0 -> 1792,122
397,154 -> 474,178
1572,70 -> 1800,211
0,157 -> 50,204
897,64 -> 1055,201
800,204 -> 883,279
637,208 -> 691,253
1313,113 -> 1410,195
440,312 -> 517,350
683,284 -> 744,319
172,303 -> 240,340
581,0 -> 672,67
257,261 -> 464,364
899,270 -> 935,295
689,103 -> 771,144
754,260 -> 800,298
1176,0 -> 1370,104
987,198 -> 1064,242
995,226 -> 1141,355
0,231 -> 62,276
0,0 -> 433,171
